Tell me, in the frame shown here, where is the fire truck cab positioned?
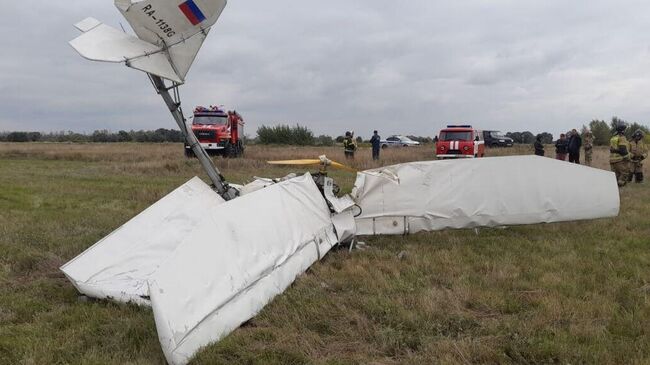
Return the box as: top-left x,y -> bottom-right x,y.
436,125 -> 485,159
185,106 -> 245,158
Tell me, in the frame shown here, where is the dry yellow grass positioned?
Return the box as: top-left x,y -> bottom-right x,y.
1,142 -> 638,180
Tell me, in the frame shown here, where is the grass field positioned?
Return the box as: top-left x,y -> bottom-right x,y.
0,142 -> 648,365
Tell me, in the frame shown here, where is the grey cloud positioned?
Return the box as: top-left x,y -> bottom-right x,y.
2,0 -> 650,138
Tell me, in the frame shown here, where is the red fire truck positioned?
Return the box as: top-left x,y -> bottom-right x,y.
185,106 -> 245,158
435,125 -> 485,159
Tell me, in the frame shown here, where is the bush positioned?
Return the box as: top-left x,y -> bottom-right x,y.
586,117 -> 650,146
257,124 -> 315,145
537,132 -> 553,144
7,132 -> 28,142
0,129 -> 186,143
506,131 -> 536,144
587,120 -> 611,146
315,135 -> 334,146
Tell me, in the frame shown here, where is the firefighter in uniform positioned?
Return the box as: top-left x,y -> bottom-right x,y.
629,129 -> 648,183
343,131 -> 357,159
609,123 -> 632,187
583,131 -> 594,166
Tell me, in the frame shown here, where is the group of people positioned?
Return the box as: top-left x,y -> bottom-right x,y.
540,129 -> 594,165
343,130 -> 383,160
345,127 -> 646,188
533,125 -> 647,187
534,129 -> 594,165
609,123 -> 647,187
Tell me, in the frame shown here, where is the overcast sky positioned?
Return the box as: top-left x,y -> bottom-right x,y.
2,0 -> 650,138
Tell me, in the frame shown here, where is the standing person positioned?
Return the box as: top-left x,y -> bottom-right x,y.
609,123 -> 632,187
343,131 -> 357,160
568,128 -> 582,164
629,130 -> 648,183
583,131 -> 594,166
534,134 -> 545,156
370,130 -> 381,160
555,134 -> 568,161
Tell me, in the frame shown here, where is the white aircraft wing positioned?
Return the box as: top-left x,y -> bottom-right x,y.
60,173 -> 342,365
352,156 -> 620,235
60,177 -> 225,305
149,174 -> 338,365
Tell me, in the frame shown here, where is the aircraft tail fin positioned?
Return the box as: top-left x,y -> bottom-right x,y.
69,1 -> 227,83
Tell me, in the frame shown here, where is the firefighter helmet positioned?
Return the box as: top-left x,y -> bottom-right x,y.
633,129 -> 644,140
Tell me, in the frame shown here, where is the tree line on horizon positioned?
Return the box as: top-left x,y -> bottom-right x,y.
2,117 -> 648,145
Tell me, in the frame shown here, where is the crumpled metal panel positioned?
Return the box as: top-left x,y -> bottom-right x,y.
60,177 -> 224,305
352,156 -> 620,235
148,173 -> 338,365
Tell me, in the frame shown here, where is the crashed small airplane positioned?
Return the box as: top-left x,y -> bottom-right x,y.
64,1 -> 621,364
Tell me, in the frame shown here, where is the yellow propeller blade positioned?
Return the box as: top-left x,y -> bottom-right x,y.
267,159 -> 322,166
267,156 -> 357,172
329,160 -> 357,172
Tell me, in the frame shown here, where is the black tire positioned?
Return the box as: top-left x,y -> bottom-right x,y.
236,140 -> 244,157
381,144 -> 388,149
184,146 -> 195,158
222,142 -> 233,158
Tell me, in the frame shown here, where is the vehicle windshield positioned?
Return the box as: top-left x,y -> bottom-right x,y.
193,115 -> 228,125
489,131 -> 505,138
440,131 -> 472,141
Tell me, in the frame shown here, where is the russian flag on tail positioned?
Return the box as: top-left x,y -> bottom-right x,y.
179,0 -> 206,26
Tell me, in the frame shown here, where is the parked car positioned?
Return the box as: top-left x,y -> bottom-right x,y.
381,135 -> 421,148
481,130 -> 514,147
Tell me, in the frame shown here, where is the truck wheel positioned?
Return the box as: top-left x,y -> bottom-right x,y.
236,141 -> 244,157
382,144 -> 388,149
222,142 -> 233,158
184,146 -> 195,158
231,145 -> 240,158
